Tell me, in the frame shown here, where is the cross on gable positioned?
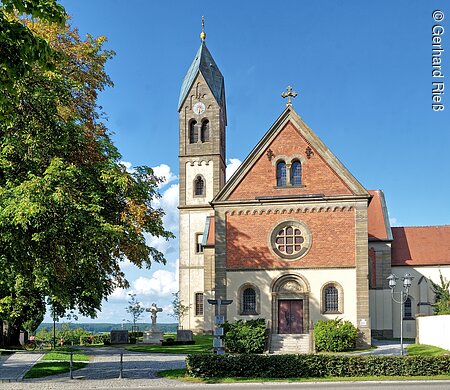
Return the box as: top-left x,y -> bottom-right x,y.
281,85 -> 298,106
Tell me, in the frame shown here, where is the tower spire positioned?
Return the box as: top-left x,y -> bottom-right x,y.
200,16 -> 206,42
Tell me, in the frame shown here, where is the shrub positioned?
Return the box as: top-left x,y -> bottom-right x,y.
186,354 -> 450,378
314,319 -> 358,352
79,335 -> 104,345
222,319 -> 266,354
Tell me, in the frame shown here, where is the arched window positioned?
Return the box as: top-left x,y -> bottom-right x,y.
194,176 -> 204,196
201,120 -> 209,142
291,160 -> 302,185
276,161 -> 287,186
404,297 -> 412,318
324,285 -> 339,313
242,287 -> 257,314
189,120 -> 198,143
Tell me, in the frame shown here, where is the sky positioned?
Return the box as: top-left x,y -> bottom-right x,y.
45,0 -> 449,324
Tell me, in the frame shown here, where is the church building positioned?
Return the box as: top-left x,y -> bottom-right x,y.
177,26 -> 450,352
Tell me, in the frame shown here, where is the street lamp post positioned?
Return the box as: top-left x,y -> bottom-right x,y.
387,273 -> 414,356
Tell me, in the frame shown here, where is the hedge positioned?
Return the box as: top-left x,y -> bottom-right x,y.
186,354 -> 450,378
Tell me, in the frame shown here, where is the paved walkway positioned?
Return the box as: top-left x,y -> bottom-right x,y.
0,352 -> 43,382
357,339 -> 414,356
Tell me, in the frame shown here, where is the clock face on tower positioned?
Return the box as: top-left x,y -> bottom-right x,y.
193,101 -> 206,115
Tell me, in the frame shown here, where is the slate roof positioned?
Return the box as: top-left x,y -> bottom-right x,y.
178,42 -> 225,111
391,225 -> 450,266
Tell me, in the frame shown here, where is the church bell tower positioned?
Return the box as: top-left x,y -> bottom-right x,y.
178,18 -> 226,331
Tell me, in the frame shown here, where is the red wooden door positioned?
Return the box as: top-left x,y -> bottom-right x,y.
278,300 -> 303,334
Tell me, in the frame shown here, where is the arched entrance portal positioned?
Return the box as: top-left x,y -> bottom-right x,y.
272,274 -> 310,334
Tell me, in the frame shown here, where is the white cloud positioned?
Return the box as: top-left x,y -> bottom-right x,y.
109,287 -> 129,301
132,269 -> 178,297
226,158 -> 242,180
152,163 -> 177,188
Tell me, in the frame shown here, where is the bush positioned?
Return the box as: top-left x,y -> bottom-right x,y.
186,354 -> 450,378
314,319 -> 358,352
79,335 -> 104,345
222,319 -> 267,354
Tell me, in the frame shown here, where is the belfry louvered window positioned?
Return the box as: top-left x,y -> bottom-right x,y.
201,120 -> 209,142
189,120 -> 198,143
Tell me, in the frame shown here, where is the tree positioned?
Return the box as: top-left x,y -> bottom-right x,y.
431,272 -> 450,315
125,294 -> 145,332
169,292 -> 190,326
0,14 -> 174,343
0,0 -> 66,113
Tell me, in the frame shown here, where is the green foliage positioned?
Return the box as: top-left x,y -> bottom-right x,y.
79,334 -> 105,345
186,354 -> 450,378
0,1 -> 66,113
431,272 -> 450,315
314,319 -> 358,352
24,361 -> 87,379
0,14 -> 174,336
222,319 -> 267,354
36,324 -> 92,345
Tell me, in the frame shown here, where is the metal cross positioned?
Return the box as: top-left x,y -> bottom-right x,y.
281,85 -> 298,106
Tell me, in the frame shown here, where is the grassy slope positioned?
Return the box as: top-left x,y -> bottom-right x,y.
407,344 -> 450,356
24,362 -> 88,379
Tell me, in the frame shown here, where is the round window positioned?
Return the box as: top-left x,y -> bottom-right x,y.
270,220 -> 312,260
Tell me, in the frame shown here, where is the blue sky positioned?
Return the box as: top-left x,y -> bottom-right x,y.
46,0 -> 449,324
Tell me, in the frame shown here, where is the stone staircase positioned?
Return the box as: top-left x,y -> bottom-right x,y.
269,334 -> 311,354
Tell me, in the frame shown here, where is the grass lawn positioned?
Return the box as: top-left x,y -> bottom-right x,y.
42,351 -> 90,361
24,361 -> 88,379
126,335 -> 213,354
407,344 -> 450,356
157,369 -> 450,383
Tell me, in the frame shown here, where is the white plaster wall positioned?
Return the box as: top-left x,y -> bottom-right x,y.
389,266 -> 450,338
226,268 -> 358,327
185,160 -> 214,205
179,211 -> 209,268
417,315 -> 450,350
179,266 -> 204,331
369,289 -> 393,332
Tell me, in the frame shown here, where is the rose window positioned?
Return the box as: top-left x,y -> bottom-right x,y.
270,220 -> 311,260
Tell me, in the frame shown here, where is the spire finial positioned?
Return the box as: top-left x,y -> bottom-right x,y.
281,85 -> 298,106
200,16 -> 206,42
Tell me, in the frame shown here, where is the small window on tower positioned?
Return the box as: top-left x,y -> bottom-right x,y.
201,120 -> 210,142
195,233 -> 204,253
194,176 -> 205,196
189,120 -> 198,143
195,292 -> 204,316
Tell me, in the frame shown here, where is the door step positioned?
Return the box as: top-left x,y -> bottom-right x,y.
269,334 -> 311,354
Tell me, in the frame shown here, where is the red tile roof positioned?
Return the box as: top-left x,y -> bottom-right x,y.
368,190 -> 392,241
206,216 -> 215,246
391,226 -> 450,266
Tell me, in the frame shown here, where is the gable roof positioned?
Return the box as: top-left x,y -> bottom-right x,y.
178,42 -> 225,111
368,190 -> 393,241
213,106 -> 370,203
391,226 -> 450,266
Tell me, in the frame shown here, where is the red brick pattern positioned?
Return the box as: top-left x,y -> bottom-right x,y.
228,121 -> 352,201
226,209 -> 356,269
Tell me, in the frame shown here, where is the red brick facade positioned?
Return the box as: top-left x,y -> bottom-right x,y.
228,121 -> 352,201
226,208 -> 356,269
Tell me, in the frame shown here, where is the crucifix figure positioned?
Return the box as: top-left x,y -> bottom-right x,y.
281,85 -> 298,106
146,303 -> 163,330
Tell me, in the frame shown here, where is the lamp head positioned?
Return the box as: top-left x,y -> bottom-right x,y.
402,273 -> 414,289
387,274 -> 398,289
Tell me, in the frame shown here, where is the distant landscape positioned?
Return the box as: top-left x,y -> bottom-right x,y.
37,322 -> 178,334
